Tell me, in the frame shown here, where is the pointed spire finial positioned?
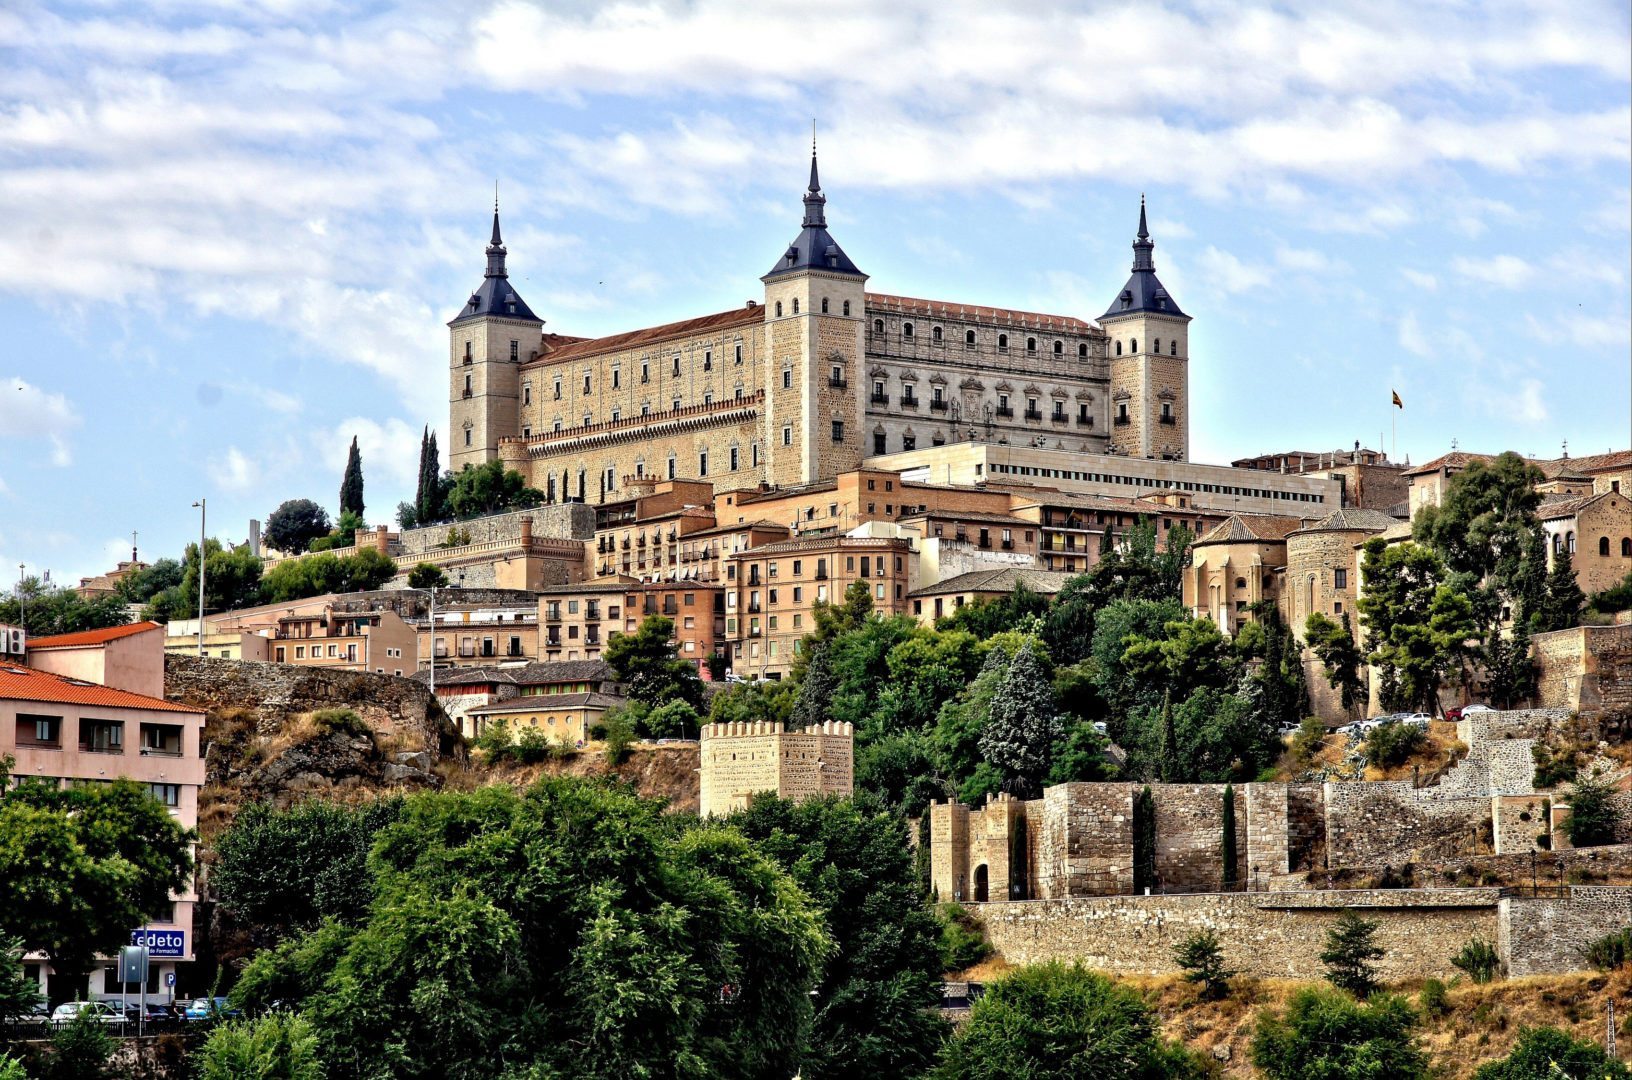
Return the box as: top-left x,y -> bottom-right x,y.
808,120 -> 821,194
1137,193 -> 1149,240
490,181 -> 503,247
1131,194 -> 1155,272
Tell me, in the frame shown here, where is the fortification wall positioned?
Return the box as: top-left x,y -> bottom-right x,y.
696,720 -> 853,818
1269,842 -> 1632,892
1323,781 -> 1491,867
1151,783 -> 1244,890
1499,888 -> 1632,975
398,504 -> 596,554
1032,784 -> 1134,899
164,654 -> 452,753
968,889 -> 1501,980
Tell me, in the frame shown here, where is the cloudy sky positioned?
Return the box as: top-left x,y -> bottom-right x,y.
1,0 -> 1628,585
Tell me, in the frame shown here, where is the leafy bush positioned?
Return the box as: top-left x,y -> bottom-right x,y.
1581,927 -> 1632,971
1252,987 -> 1425,1080
406,562 -> 449,589
1174,928 -> 1236,1000
936,962 -> 1202,1079
1417,977 -> 1447,1017
1532,742 -> 1581,788
312,708 -> 370,740
42,1011 -> 115,1080
937,903 -> 991,972
1291,716 -> 1327,767
1364,720 -> 1426,769
1472,1025 -> 1631,1079
1320,909 -> 1384,997
1451,937 -> 1502,983
601,707 -> 636,765
472,718 -> 515,760
199,1013 -> 323,1080
0,1054 -> 24,1080
644,699 -> 702,740
1565,774 -> 1621,848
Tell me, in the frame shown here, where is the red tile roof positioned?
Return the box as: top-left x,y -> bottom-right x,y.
25,621 -> 162,649
865,292 -> 1098,332
0,663 -> 199,714
535,305 -> 764,365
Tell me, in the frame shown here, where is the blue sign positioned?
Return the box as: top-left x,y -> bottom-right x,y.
130,930 -> 185,958
165,972 -> 176,987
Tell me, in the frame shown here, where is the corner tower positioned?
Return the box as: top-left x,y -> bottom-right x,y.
449,199 -> 543,473
1102,197 -> 1190,460
760,142 -> 868,486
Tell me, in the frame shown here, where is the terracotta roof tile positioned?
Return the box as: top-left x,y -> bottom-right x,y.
534,306 -> 763,365
0,663 -> 200,714
25,621 -> 162,649
1194,514 -> 1306,544
865,293 -> 1099,333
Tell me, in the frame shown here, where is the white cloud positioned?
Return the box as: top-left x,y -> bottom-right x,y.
0,377 -> 80,466
1196,246 -> 1270,296
1524,312 -> 1632,350
1400,269 -> 1438,291
331,417 -> 422,511
1275,246 -> 1337,273
1452,254 -> 1535,289
1397,312 -> 1430,357
209,446 -> 258,492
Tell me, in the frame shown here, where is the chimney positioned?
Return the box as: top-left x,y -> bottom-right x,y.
248,519 -> 262,557
520,516 -> 534,546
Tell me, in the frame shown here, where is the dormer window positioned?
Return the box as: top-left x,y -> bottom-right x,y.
1120,289 -> 1133,310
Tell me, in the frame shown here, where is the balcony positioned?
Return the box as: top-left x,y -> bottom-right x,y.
900,395 -> 919,409
1050,412 -> 1068,424
621,538 -> 631,550
545,607 -> 562,622
1001,539 -> 1014,550
462,356 -> 473,366
1114,415 -> 1131,426
585,606 -> 601,622
814,570 -> 829,581
929,399 -> 948,412
1159,415 -> 1177,426
545,634 -> 562,648
79,722 -> 124,755
1023,409 -> 1043,422
1077,416 -> 1094,427
461,389 -> 472,399
585,633 -> 601,646
828,377 -> 848,389
139,724 -> 184,757
870,393 -> 889,405
748,626 -> 762,637
748,602 -> 762,614
995,406 -> 1013,419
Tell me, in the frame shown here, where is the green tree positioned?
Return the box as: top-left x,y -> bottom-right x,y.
0,578 -> 130,637
1089,597 -> 1186,723
1120,614 -> 1238,709
938,584 -> 1051,639
1252,987 -> 1426,1080
932,649 -> 1010,802
1413,451 -> 1544,591
213,799 -> 404,938
445,460 -> 544,520
978,639 -> 1064,796
41,1010 -> 116,1080
147,538 -> 263,620
236,779 -> 828,1080
791,643 -> 839,727
856,730 -> 948,817
265,499 -> 333,555
1320,909 -> 1385,998
0,935 -> 42,1022
643,699 -> 701,739
604,615 -> 705,711
199,1013 -> 325,1080
1306,611 -> 1366,720
1358,539 -> 1459,713
792,580 -> 876,681
405,563 -> 449,590
114,558 -> 184,606
0,1054 -> 23,1080
1474,1025 -> 1631,1080
0,768 -> 193,982
1564,773 -> 1620,848
1483,623 -> 1538,709
339,435 -> 365,518
874,628 -> 983,735
1539,545 -> 1586,632
1174,929 -> 1236,1000
1589,571 -> 1632,616
707,678 -> 797,727
412,425 -> 450,526
1221,784 -> 1238,888
729,793 -> 947,1080
259,549 -> 396,603
1045,718 -> 1114,786
935,962 -> 1199,1080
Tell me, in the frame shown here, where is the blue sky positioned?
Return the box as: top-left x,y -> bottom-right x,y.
1,0 -> 1628,585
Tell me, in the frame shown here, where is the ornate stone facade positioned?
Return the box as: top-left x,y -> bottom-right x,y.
450,154 -> 1188,506
697,719 -> 854,817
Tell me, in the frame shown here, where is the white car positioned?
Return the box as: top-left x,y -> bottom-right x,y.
50,1001 -> 125,1028
1397,713 -> 1433,728
1461,704 -> 1495,714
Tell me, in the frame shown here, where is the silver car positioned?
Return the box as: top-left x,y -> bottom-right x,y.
49,1001 -> 125,1028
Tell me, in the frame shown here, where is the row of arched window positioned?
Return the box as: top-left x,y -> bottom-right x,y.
868,317 -> 1092,358
1551,532 -> 1632,557
772,297 -> 853,317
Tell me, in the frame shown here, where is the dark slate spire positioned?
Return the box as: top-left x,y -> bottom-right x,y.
1103,195 -> 1186,320
764,136 -> 863,280
451,191 -> 541,326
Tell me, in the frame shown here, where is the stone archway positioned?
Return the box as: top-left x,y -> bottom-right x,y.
972,864 -> 989,903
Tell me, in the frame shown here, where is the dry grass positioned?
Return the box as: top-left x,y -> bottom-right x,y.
949,954 -> 1015,982
1125,967 -> 1632,1077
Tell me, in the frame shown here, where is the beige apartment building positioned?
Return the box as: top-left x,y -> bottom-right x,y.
2,626 -> 205,1005
419,601 -> 539,670
268,609 -> 418,675
907,568 -> 1076,626
452,154 -> 1189,503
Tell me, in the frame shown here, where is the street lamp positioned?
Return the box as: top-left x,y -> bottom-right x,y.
16,564 -> 24,634
191,500 -> 206,657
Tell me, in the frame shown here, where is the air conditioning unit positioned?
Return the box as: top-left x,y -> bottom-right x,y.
0,625 -> 25,656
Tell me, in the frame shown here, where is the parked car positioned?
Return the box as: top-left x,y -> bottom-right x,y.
183,997 -> 241,1022
50,1001 -> 125,1028
1397,713 -> 1433,728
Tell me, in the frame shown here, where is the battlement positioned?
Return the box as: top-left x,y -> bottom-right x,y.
698,720 -> 853,817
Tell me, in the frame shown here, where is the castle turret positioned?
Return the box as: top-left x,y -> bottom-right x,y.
1102,197 -> 1191,461
449,198 -> 544,472
760,140 -> 868,485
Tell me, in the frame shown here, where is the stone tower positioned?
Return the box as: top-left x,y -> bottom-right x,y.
760,144 -> 868,486
449,200 -> 544,473
1103,198 -> 1190,461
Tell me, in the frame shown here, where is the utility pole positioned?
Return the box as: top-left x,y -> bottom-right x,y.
1609,998 -> 1617,1057
15,564 -> 23,634
192,500 -> 206,657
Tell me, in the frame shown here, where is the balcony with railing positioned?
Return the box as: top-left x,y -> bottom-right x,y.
870,392 -> 889,405
1077,415 -> 1094,427
80,721 -> 125,755
828,376 -> 848,389
1114,415 -> 1131,426
1023,408 -> 1043,421
929,399 -> 948,412
140,723 -> 184,757
900,394 -> 919,408
1159,415 -> 1177,426
995,406 -> 1013,418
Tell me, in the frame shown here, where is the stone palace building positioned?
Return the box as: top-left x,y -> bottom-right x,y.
449,149 -> 1192,502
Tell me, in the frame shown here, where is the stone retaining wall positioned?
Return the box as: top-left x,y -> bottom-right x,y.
165,654 -> 454,755
1500,887 -> 1632,975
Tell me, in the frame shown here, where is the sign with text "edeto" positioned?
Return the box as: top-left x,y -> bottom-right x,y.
130,930 -> 185,958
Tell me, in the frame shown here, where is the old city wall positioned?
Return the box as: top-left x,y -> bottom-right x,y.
1533,625 -> 1632,724
1323,781 -> 1491,868
399,504 -> 596,554
164,654 -> 452,753
1268,842 -> 1632,892
1151,783 -> 1246,890
1499,888 -> 1632,975
1031,784 -> 1134,899
968,889 -> 1501,981
697,721 -> 854,818
971,886 -> 1632,980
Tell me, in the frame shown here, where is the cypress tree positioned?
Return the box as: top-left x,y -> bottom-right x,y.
1221,785 -> 1238,889
1133,786 -> 1156,894
424,431 -> 442,521
1541,546 -> 1584,632
340,436 -> 365,518
414,426 -> 430,523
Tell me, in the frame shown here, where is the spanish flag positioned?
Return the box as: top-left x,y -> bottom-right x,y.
1392,390 -> 1404,409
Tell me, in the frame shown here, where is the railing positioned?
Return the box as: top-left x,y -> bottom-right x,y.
930,400 -> 948,412
1114,415 -> 1131,426
995,406 -> 1013,418
1159,415 -> 1177,425
1077,416 -> 1094,426
461,389 -> 472,399
140,746 -> 183,757
870,393 -> 889,404
1001,540 -> 1014,550
828,377 -> 848,389
900,396 -> 919,408
1050,412 -> 1067,423
1023,409 -> 1043,421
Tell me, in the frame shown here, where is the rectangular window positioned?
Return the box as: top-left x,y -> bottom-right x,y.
783,369 -> 793,390
699,451 -> 709,476
704,350 -> 712,371
583,375 -> 591,394
612,368 -> 620,388
831,420 -> 844,442
510,340 -> 519,361
1333,568 -> 1348,589
735,343 -> 743,364
730,447 -> 739,471
782,426 -> 792,446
